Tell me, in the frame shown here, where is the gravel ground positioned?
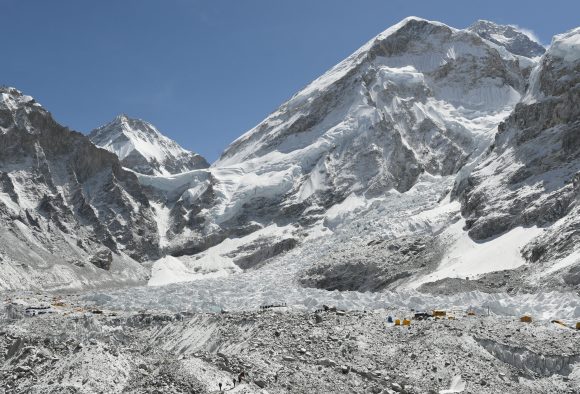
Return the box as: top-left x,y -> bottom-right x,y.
1,297 -> 579,394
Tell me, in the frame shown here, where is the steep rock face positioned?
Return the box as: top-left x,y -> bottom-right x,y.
459,28 -> 580,285
0,88 -> 156,290
468,20 -> 546,58
89,115 -> 208,176
145,18 -> 528,260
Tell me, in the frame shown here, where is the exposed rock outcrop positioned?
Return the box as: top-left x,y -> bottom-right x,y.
0,87 -> 153,290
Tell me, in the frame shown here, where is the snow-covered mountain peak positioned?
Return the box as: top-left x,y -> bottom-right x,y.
217,16 -> 525,166
112,113 -> 135,130
467,20 -> 545,58
93,115 -> 166,152
0,87 -> 39,107
374,16 -> 456,41
0,87 -> 47,134
89,115 -> 208,175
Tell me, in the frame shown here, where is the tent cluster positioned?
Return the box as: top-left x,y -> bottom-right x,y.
260,303 -> 287,310
384,306 -> 488,327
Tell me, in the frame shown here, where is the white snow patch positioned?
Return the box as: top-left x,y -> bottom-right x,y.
536,250 -> 580,278
549,27 -> 580,63
324,193 -> 368,229
409,221 -> 544,288
148,224 -> 295,286
148,250 -> 242,287
136,169 -> 210,194
149,201 -> 172,248
148,255 -> 234,287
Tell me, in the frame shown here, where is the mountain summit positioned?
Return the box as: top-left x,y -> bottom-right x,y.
468,20 -> 546,58
89,115 -> 208,175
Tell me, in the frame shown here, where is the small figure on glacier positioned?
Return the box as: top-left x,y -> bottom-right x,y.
232,377 -> 236,387
218,382 -> 222,391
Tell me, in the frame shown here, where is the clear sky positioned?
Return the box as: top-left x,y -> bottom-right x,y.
2,0 -> 578,162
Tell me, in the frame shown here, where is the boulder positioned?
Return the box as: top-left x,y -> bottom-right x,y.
89,249 -> 112,270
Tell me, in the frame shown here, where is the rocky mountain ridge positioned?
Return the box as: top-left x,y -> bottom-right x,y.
0,88 -> 154,290
457,27 -> 580,289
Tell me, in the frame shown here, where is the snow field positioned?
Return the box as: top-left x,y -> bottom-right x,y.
148,224 -> 295,286
408,220 -> 545,289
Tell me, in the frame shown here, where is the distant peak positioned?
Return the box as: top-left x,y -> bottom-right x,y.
113,113 -> 148,126
0,86 -> 22,95
89,114 -> 209,174
104,114 -> 161,137
396,16 -> 445,26
378,16 -> 453,38
471,19 -> 498,27
115,113 -> 130,122
468,20 -> 545,58
398,16 -> 429,24
0,87 -> 43,112
0,87 -> 32,103
470,19 -> 540,41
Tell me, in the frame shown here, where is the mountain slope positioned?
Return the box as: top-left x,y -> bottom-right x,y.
143,17 -> 534,281
0,88 -> 156,291
215,16 -> 526,202
458,27 -> 580,290
89,115 -> 208,176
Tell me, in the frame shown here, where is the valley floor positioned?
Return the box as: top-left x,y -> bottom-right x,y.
1,294 -> 579,394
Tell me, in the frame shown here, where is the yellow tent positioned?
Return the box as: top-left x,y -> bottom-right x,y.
520,315 -> 532,323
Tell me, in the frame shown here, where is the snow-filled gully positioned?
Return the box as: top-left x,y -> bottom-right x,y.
475,338 -> 580,377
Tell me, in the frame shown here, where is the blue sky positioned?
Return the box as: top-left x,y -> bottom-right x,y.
2,0 -> 578,162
